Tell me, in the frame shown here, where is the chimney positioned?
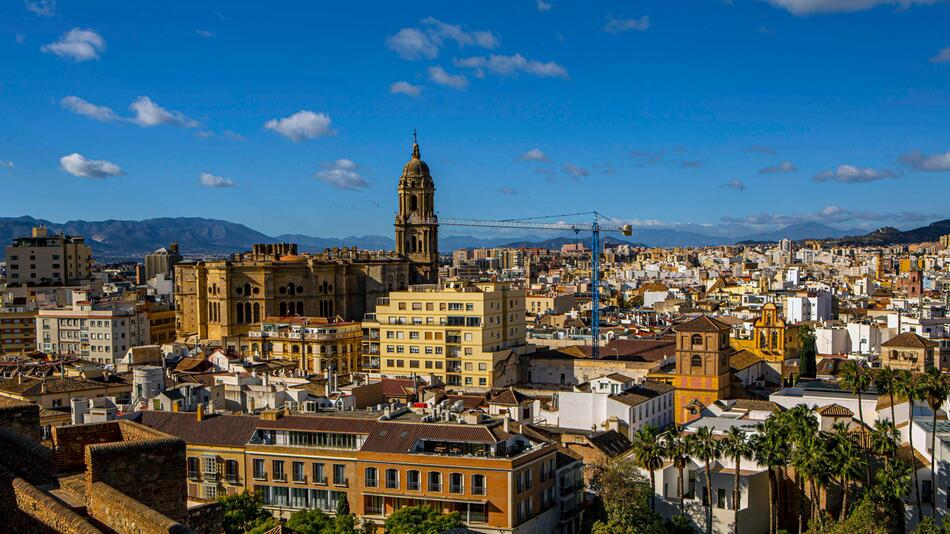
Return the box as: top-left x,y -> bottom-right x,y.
503,414 -> 511,433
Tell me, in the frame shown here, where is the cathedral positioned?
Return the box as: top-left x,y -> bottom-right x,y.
174,140 -> 440,345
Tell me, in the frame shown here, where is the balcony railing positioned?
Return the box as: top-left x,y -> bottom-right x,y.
450,485 -> 464,494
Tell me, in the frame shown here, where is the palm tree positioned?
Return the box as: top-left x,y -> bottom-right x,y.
792,433 -> 830,524
784,405 -> 818,533
630,424 -> 665,512
869,419 -> 899,468
661,428 -> 693,516
874,366 -> 899,427
872,458 -> 913,534
721,427 -> 753,534
830,422 -> 864,520
918,367 -> 950,519
839,360 -> 872,483
895,369 -> 924,522
751,418 -> 789,534
692,426 -> 722,534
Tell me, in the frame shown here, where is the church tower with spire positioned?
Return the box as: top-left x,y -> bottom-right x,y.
395,137 -> 439,284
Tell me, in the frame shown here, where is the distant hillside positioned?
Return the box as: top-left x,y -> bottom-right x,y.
275,233 -> 395,252
739,222 -> 855,243
500,236 -> 647,249
831,219 -> 950,246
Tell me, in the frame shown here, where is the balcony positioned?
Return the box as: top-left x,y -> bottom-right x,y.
450,485 -> 464,494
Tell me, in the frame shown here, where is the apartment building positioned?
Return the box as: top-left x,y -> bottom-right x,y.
0,308 -> 36,354
35,301 -> 150,363
525,291 -> 577,316
4,226 -> 92,285
362,280 -> 530,391
134,407 -> 567,533
248,316 -> 362,374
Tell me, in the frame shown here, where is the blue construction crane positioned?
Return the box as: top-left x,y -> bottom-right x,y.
440,211 -> 633,358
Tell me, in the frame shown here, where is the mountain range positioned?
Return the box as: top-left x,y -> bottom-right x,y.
0,215 -> 944,260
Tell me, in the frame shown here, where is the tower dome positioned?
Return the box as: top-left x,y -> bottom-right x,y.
400,143 -> 431,182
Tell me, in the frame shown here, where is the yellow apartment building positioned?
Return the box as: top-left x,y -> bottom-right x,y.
362,281 -> 529,391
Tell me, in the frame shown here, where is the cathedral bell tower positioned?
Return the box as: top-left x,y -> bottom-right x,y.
395,137 -> 439,284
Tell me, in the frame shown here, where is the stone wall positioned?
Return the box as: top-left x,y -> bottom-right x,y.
52,421 -> 123,473
0,426 -> 54,484
186,501 -> 224,534
0,398 -> 42,442
87,481 -> 189,534
85,429 -> 187,522
0,463 -> 102,534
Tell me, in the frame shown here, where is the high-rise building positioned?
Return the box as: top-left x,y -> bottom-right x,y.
4,226 -> 92,286
362,280 -> 529,390
0,308 -> 36,355
144,243 -> 182,282
35,301 -> 150,364
671,315 -> 734,424
394,141 -> 439,285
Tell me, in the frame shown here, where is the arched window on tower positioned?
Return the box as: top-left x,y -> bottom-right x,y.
253,302 -> 260,323
236,304 -> 244,324
279,302 -> 287,316
244,283 -> 251,296
691,334 -> 703,346
691,355 -> 703,368
245,302 -> 252,323
296,301 -> 304,316
410,195 -> 418,212
770,331 -> 779,350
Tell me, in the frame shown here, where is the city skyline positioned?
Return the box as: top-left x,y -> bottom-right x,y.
2,0 -> 950,238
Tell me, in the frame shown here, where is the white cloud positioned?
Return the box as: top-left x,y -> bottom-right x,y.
130,96 -> 198,128
931,47 -> 950,64
390,81 -> 423,97
454,53 -> 569,79
721,179 -> 746,191
766,0 -> 935,15
41,28 -> 105,61
60,96 -> 121,122
386,28 -> 438,60
604,15 -> 650,34
745,145 -> 777,155
758,161 -> 797,174
265,110 -> 335,142
223,130 -> 246,141
562,162 -> 589,179
812,164 -> 897,183
498,186 -> 518,195
900,150 -> 950,172
0,160 -> 14,169
59,153 -> 124,178
722,204 -> 935,226
25,0 -> 55,16
427,66 -> 469,89
537,0 -> 552,11
386,17 -> 498,60
199,172 -> 235,188
195,29 -> 215,38
629,149 -> 663,165
315,159 -> 370,190
519,148 -> 549,162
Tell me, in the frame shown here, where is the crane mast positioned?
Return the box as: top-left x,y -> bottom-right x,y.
440,212 -> 632,358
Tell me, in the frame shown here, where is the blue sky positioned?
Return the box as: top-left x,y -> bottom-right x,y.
1,0 -> 949,238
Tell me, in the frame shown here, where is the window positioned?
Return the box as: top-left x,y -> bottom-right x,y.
225,460 -> 239,483
516,472 -> 524,493
272,460 -> 286,481
293,461 -> 306,483
253,459 -> 265,480
202,484 -> 217,500
313,463 -> 327,484
525,469 -> 533,490
407,470 -> 420,491
428,471 -> 442,492
333,464 -> 347,486
691,355 -> 703,367
717,488 -> 726,509
187,457 -> 199,478
472,474 -> 486,495
365,467 -> 378,487
450,472 -> 464,494
366,495 -> 384,514
202,456 -> 217,475
691,334 -> 703,346
386,468 -> 399,489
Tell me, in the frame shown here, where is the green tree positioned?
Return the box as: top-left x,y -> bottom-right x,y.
587,458 -> 665,534
830,422 -> 864,520
630,424 -> 665,512
383,505 -> 462,534
287,509 -> 334,533
874,366 -> 899,430
336,493 -> 351,516
661,428 -> 694,517
839,361 -> 872,483
798,325 -> 817,378
692,426 -> 721,534
751,417 -> 790,534
219,491 -> 271,534
896,369 -> 925,521
918,367 -> 950,519
721,427 -> 753,534
246,518 -> 280,534
869,419 -> 899,468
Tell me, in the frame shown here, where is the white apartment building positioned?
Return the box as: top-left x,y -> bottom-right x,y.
557,374 -> 675,440
785,291 -> 833,323
36,301 -> 150,364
